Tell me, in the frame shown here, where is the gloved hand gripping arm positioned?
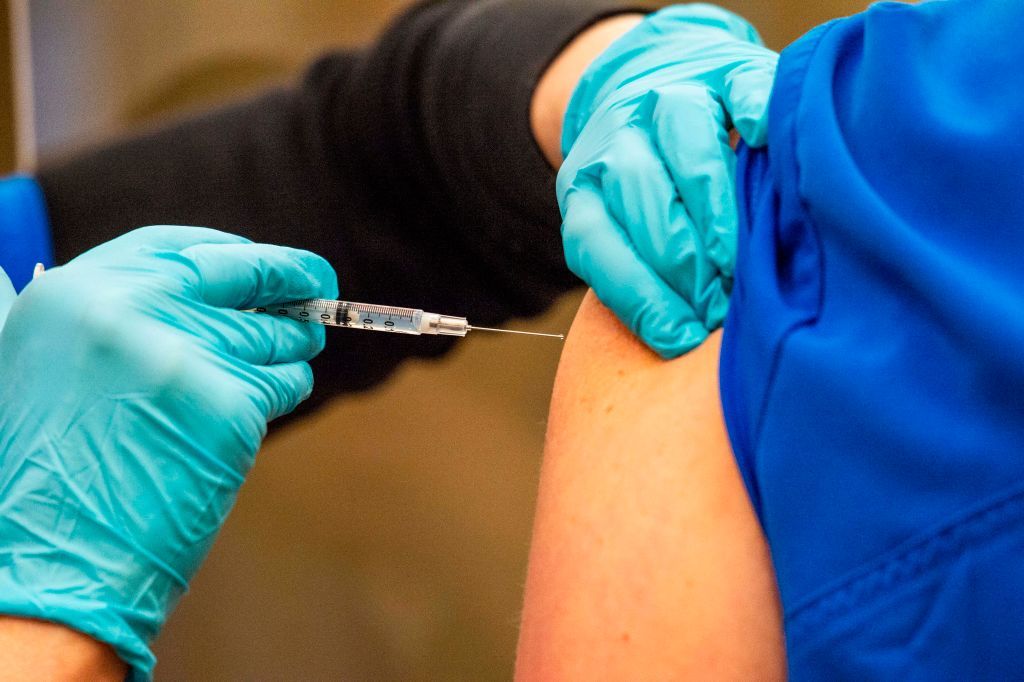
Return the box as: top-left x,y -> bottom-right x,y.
0,226 -> 337,679
552,4 -> 778,357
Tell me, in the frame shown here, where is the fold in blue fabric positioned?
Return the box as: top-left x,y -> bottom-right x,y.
0,175 -> 53,290
721,0 -> 1024,677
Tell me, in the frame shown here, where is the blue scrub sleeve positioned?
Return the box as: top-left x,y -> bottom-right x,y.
721,0 -> 1024,677
0,175 -> 53,290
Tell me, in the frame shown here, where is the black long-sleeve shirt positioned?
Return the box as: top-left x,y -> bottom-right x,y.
38,0 -> 653,412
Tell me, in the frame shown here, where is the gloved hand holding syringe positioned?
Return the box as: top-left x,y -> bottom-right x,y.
34,263 -> 563,341
253,298 -> 564,340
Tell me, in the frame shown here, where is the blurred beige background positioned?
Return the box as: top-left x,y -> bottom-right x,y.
5,0 -> 880,678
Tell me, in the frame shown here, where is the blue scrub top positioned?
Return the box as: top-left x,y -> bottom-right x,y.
721,0 -> 1024,677
0,176 -> 52,290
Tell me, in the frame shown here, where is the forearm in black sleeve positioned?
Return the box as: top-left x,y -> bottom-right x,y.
39,0 -> 655,409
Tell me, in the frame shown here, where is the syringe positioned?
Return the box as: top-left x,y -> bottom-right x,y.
28,262 -> 562,340
254,299 -> 564,340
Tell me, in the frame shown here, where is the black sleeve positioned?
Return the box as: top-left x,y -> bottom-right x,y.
38,0 -> 655,412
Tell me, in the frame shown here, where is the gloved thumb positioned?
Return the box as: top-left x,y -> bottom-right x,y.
722,56 -> 778,147
0,267 -> 16,329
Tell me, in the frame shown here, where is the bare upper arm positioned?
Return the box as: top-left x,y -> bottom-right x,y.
0,616 -> 126,680
516,291 -> 784,680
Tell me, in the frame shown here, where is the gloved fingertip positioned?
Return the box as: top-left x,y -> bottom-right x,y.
732,110 -> 770,147
723,60 -> 777,147
301,251 -> 338,295
300,363 -> 315,402
320,267 -> 340,301
635,307 -> 709,359
650,327 -> 708,359
268,361 -> 315,420
308,323 -> 327,359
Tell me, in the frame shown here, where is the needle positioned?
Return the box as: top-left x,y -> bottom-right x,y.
467,326 -> 564,340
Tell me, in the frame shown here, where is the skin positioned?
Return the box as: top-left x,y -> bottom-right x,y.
0,618 -> 126,680
530,13 -> 646,169
515,293 -> 784,680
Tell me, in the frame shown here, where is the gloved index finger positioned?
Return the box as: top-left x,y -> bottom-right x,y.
77,225 -> 253,264
179,242 -> 339,309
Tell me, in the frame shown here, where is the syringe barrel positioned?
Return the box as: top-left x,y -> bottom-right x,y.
418,313 -> 469,336
255,299 -> 469,336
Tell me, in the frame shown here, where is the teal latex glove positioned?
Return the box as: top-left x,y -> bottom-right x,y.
0,266 -> 14,322
0,226 -> 337,679
558,4 -> 778,357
